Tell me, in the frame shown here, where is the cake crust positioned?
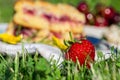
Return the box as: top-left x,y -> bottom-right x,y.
13,0 -> 85,30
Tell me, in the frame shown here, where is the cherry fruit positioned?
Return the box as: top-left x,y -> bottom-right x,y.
95,16 -> 108,27
113,13 -> 120,24
77,2 -> 88,13
101,7 -> 115,19
85,12 -> 95,25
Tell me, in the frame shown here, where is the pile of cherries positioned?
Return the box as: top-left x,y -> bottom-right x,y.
77,2 -> 120,27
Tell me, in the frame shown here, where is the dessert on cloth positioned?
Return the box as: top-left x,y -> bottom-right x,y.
6,0 -> 85,42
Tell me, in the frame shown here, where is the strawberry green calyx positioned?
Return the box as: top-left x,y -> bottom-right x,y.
64,32 -> 87,47
63,32 -> 75,47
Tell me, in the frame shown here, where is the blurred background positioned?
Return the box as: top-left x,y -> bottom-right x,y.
0,0 -> 15,22
0,0 -> 120,25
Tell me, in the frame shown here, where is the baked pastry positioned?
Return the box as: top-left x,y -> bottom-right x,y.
6,0 -> 85,42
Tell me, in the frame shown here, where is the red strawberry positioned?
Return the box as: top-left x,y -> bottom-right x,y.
65,39 -> 95,68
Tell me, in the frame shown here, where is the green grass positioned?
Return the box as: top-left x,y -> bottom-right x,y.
0,46 -> 120,80
0,0 -> 15,22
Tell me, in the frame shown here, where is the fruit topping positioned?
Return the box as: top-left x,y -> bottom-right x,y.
23,8 -> 36,15
42,14 -> 82,23
14,26 -> 37,38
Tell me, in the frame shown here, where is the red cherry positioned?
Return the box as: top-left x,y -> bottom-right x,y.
85,12 -> 95,25
101,7 -> 115,19
113,13 -> 120,24
95,16 -> 108,27
77,2 -> 88,13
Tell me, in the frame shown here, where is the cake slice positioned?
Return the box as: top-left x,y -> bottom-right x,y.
6,0 -> 85,42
